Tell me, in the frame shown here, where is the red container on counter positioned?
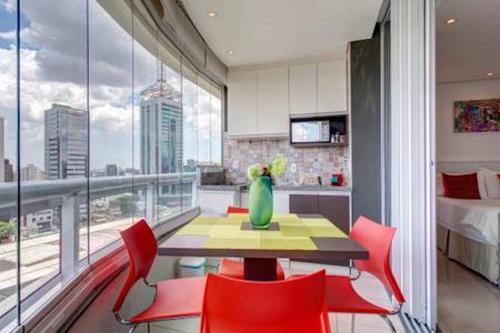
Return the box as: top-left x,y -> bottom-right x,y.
331,173 -> 343,186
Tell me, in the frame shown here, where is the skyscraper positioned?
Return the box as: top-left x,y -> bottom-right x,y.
4,159 -> 13,182
140,79 -> 182,175
21,164 -> 45,181
105,164 -> 118,176
44,104 -> 88,179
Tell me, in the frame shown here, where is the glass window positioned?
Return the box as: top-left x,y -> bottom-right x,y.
88,0 -> 133,255
19,0 -> 87,318
133,11 -> 158,226
181,63 -> 199,210
0,0 -> 224,327
156,42 -> 182,220
198,76 -> 211,164
0,0 -> 18,319
210,83 -> 222,165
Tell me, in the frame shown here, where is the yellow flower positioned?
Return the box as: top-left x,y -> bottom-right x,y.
270,155 -> 288,177
247,163 -> 262,181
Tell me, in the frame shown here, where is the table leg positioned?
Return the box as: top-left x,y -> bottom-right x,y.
244,258 -> 278,281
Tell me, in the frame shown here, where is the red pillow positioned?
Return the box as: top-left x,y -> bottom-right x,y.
442,173 -> 481,199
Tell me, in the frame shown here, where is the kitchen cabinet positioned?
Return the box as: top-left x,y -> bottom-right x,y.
317,60 -> 347,113
199,190 -> 242,215
227,70 -> 257,136
290,193 -> 350,266
289,194 -> 318,214
257,67 -> 289,135
289,63 -> 317,116
227,59 -> 347,138
318,195 -> 350,233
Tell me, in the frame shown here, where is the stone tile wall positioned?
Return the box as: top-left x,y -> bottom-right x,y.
223,136 -> 350,186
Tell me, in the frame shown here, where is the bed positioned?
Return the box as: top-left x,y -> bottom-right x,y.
437,195 -> 500,284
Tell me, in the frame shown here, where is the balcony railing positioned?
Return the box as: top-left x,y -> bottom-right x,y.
0,172 -> 197,321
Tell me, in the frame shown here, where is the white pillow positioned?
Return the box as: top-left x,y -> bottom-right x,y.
481,168 -> 500,199
439,171 -> 488,199
436,173 -> 444,196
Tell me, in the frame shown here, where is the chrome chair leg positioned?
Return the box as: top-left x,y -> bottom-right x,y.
351,314 -> 355,333
147,323 -> 151,333
380,314 -> 397,333
128,324 -> 137,333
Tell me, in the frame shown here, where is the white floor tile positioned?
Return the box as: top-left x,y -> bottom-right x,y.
437,252 -> 500,333
153,318 -> 200,332
152,262 -> 408,332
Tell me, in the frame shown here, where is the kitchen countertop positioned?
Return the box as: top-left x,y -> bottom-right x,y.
198,184 -> 248,191
274,185 -> 351,192
198,184 -> 351,192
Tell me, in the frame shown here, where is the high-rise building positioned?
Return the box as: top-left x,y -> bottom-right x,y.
140,79 -> 182,175
21,164 -> 45,181
44,104 -> 88,180
105,164 -> 118,176
4,159 -> 14,182
0,117 -> 4,182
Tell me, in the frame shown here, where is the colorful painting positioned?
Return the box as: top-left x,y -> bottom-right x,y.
453,99 -> 500,133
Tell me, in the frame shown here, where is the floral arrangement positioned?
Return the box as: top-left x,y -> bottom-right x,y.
247,155 -> 288,184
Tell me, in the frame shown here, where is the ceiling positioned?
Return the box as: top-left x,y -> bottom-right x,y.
437,0 -> 500,83
181,0 -> 383,68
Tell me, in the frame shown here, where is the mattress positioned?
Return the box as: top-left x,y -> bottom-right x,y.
437,196 -> 500,246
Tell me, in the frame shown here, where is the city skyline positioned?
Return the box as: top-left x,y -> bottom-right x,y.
0,0 -> 222,184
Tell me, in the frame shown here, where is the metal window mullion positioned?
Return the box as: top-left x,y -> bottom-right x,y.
60,195 -> 79,282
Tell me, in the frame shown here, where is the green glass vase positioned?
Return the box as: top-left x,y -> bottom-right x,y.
249,176 -> 273,229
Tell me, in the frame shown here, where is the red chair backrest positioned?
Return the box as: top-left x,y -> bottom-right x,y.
112,219 -> 158,313
351,216 -> 405,304
201,270 -> 330,333
226,206 -> 249,214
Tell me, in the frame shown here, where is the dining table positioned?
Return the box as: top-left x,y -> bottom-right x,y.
158,213 -> 368,281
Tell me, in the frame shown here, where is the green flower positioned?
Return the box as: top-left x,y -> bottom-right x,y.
270,155 -> 288,177
247,163 -> 262,181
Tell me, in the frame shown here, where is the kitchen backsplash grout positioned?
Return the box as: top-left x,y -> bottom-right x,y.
223,135 -> 350,186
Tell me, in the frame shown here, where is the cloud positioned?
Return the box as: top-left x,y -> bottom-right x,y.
0,0 -> 15,13
90,104 -> 132,133
0,0 -> 217,169
0,30 -> 16,40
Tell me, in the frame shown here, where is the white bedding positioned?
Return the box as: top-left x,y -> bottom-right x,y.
437,196 -> 500,246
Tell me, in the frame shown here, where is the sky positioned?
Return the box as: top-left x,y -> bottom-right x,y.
0,0 -> 219,173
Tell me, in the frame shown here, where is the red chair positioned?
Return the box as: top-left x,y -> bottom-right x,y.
303,216 -> 405,332
226,206 -> 250,214
201,270 -> 331,333
113,219 -> 206,332
220,206 -> 285,280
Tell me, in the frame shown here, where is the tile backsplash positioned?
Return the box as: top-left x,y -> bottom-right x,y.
223,136 -> 350,186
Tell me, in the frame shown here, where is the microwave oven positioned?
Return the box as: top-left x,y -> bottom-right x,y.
290,118 -> 331,144
289,115 -> 347,146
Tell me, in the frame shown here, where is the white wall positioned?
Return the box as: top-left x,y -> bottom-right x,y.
437,79 -> 500,162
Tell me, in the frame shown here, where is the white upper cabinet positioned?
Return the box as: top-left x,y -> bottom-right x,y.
289,63 -> 317,115
257,67 -> 289,135
227,59 -> 347,138
227,70 -> 257,136
317,60 -> 347,113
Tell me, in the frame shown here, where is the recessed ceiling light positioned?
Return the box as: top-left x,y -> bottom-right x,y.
445,18 -> 457,24
227,50 -> 235,55
486,72 -> 494,77
207,11 -> 217,18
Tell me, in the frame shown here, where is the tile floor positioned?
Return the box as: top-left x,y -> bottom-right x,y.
437,252 -> 500,333
150,260 -> 406,332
